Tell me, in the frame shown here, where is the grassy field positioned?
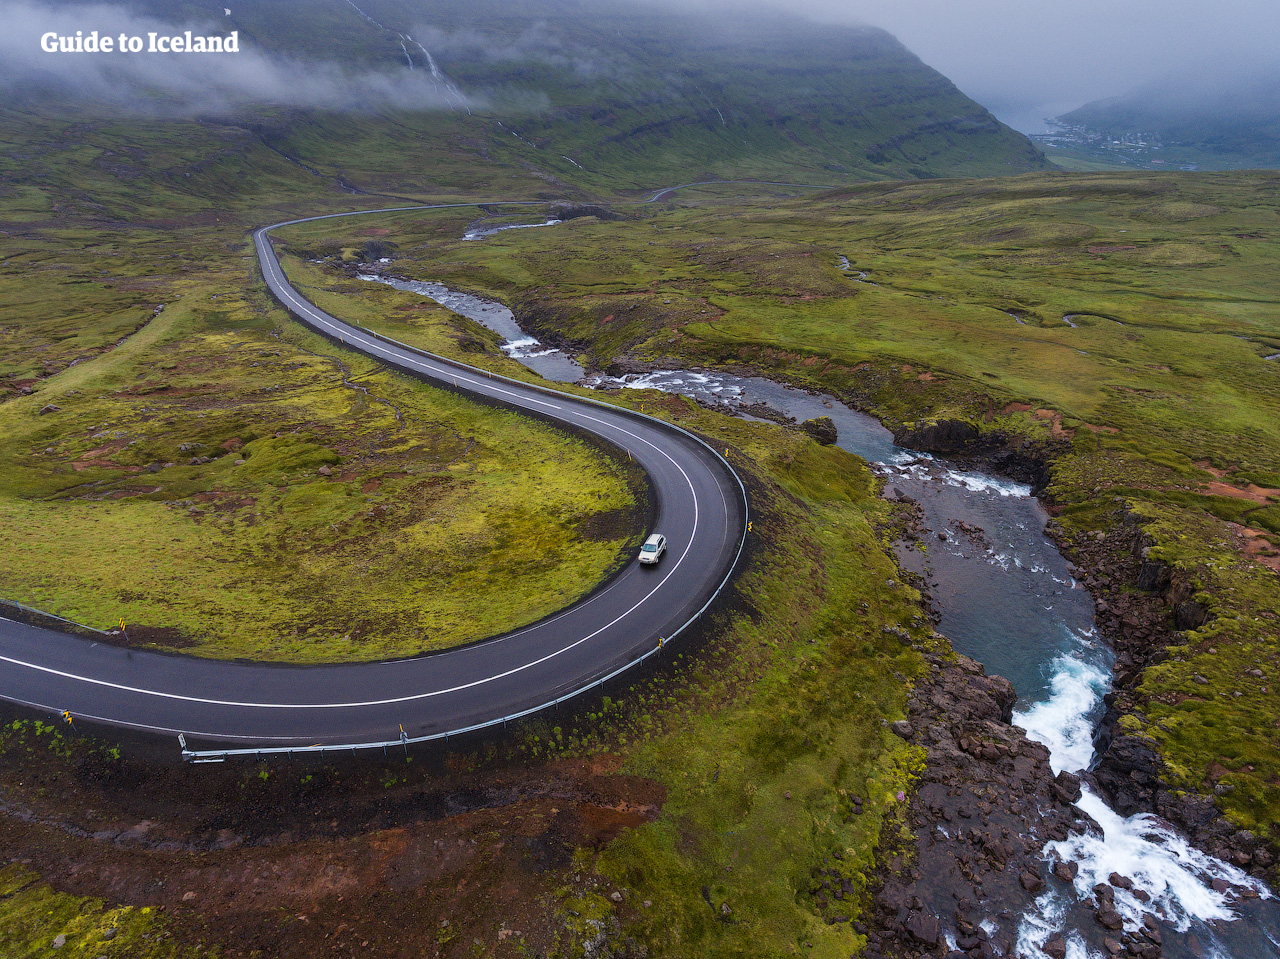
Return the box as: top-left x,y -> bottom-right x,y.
588,401 -> 934,958
0,393 -> 936,959
340,171 -> 1280,835
0,216 -> 645,662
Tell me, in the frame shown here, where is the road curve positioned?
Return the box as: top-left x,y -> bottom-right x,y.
0,206 -> 747,756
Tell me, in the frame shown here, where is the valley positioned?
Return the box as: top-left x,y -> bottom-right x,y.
2,1 -> 1279,956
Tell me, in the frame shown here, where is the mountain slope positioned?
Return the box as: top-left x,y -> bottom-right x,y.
1057,74 -> 1280,171
23,0 -> 1047,200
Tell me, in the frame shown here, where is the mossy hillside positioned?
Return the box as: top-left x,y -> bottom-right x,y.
0,231 -> 643,662
351,172 -> 1280,836
1103,502 -> 1280,835
76,0 -> 1047,193
499,394 -> 936,957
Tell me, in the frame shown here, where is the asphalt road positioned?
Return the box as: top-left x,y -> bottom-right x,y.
0,207 -> 747,755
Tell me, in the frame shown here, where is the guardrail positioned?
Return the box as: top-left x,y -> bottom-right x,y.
177,213 -> 750,762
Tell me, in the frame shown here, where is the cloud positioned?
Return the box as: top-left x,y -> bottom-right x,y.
407,22 -> 611,81
1,1 -> 477,115
751,0 -> 1280,129
634,0 -> 1280,131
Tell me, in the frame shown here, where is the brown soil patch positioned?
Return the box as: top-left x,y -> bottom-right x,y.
122,624 -> 200,648
1000,402 -> 1031,414
0,740 -> 664,959
1205,481 -> 1279,506
1195,459 -> 1230,479
1230,523 -> 1280,573
1032,408 -> 1074,439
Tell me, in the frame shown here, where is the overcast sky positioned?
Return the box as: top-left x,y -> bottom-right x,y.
793,0 -> 1280,131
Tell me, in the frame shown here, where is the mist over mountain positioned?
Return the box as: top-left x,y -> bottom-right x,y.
1057,72 -> 1280,170
6,0 -> 1048,189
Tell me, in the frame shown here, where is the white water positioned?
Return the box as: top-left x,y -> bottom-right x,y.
463,218 -> 561,241
1015,646 -> 1110,774
587,363 -> 1279,956
408,37 -> 470,113
1014,639 -> 1274,957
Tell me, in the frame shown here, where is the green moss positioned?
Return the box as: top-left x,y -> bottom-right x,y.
343,171 -> 1280,843
0,866 -> 204,959
0,228 -> 643,663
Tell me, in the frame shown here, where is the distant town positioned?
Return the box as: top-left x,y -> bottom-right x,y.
1032,120 -> 1200,170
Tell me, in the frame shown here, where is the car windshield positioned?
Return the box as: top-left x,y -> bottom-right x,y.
642,543 -> 658,552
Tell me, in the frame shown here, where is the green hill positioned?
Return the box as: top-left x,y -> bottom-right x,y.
11,0 -> 1047,209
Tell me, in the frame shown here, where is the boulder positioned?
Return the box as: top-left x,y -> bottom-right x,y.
799,416 -> 838,445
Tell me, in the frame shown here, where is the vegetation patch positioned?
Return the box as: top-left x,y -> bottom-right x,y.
0,225 -> 644,662
356,172 -> 1280,839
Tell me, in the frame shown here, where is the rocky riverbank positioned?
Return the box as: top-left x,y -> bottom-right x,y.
862,650 -> 1092,959
1048,506 -> 1277,883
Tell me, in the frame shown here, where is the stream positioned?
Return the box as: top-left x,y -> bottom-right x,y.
362,229 -> 1279,957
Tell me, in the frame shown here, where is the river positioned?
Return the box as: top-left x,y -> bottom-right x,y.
362,235 -> 1279,958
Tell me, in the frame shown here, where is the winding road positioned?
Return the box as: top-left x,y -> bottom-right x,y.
0,206 -> 748,759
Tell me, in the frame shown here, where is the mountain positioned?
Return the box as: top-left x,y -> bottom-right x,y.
5,0 -> 1048,206
1053,73 -> 1280,171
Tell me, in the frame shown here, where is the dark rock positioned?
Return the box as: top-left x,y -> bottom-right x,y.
799,416 -> 838,445
904,910 -> 941,946
548,201 -> 621,222
38,404 -> 61,415
1052,860 -> 1078,882
1109,873 -> 1134,890
893,418 -> 980,455
1043,937 -> 1068,959
1174,601 -> 1208,631
1019,871 -> 1045,893
1052,771 -> 1083,804
1135,559 -> 1171,592
891,720 -> 914,738
1096,904 -> 1124,930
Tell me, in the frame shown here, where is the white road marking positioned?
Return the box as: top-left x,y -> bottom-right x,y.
0,225 -> 714,713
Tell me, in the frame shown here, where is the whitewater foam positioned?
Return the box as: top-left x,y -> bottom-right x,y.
1014,648 -> 1111,774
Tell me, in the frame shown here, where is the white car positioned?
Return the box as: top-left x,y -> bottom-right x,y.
638,533 -> 667,565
